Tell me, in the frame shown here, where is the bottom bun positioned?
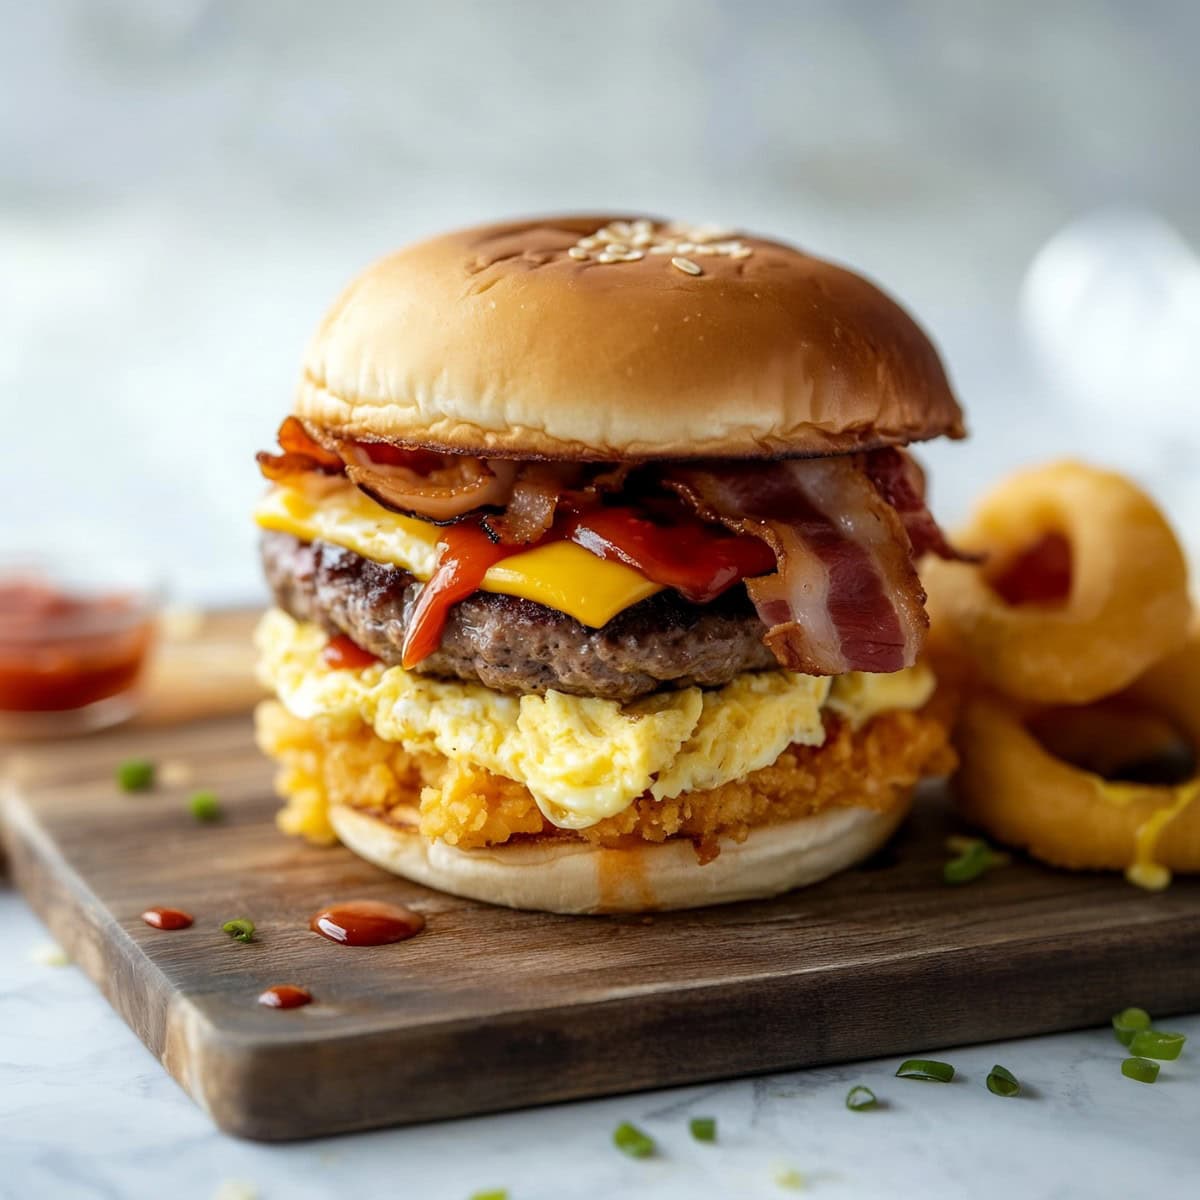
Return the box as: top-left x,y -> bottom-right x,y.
329,801 -> 909,914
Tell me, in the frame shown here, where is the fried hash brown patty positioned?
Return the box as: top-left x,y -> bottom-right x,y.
256,700 -> 954,857
261,530 -> 778,700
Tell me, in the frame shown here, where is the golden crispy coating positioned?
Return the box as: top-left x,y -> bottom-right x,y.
256,701 -> 954,855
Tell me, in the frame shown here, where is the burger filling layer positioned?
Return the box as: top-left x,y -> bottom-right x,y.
255,419 -> 968,680
255,609 -> 943,837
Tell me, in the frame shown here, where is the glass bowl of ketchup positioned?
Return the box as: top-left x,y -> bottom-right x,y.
0,556 -> 161,738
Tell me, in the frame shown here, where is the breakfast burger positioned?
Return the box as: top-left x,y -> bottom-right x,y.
253,215 -> 966,912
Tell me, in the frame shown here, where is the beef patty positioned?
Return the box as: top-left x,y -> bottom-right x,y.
261,530 -> 777,700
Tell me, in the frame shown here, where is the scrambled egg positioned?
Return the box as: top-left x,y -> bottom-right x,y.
256,609 -> 935,831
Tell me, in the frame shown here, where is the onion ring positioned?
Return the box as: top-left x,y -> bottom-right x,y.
923,461 -> 1190,705
953,624 -> 1200,888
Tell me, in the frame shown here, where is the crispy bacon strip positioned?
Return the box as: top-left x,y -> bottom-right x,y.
863,447 -> 975,562
665,457 -> 930,674
256,417 -> 345,483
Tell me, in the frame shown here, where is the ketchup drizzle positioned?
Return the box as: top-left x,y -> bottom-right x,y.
401,522 -> 511,668
321,634 -> 381,671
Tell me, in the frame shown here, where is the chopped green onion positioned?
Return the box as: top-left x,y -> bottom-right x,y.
188,790 -> 222,822
222,918 -> 256,944
986,1064 -> 1021,1097
116,758 -> 155,792
468,1191 -> 508,1200
845,1085 -> 877,1111
1121,1056 -> 1160,1084
896,1058 -> 955,1082
774,1166 -> 806,1190
1111,1006 -> 1152,1046
689,1115 -> 716,1142
1129,1029 -> 1187,1061
612,1121 -> 655,1158
942,833 -> 1010,884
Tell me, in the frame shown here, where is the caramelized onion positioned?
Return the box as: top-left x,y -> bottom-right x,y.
337,446 -> 519,523
481,464 -> 583,544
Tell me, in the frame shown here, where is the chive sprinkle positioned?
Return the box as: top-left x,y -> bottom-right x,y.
1129,1029 -> 1187,1061
1121,1056 -> 1160,1084
468,1191 -> 508,1200
1112,1007 -> 1152,1047
222,918 -> 256,944
943,840 -> 997,884
845,1085 -> 877,1111
986,1064 -> 1021,1097
689,1116 -> 716,1142
612,1121 -> 655,1158
896,1058 -> 955,1082
116,758 -> 155,792
188,790 -> 222,822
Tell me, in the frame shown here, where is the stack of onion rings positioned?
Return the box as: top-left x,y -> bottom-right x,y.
925,461 -> 1198,887
953,629 -> 1200,889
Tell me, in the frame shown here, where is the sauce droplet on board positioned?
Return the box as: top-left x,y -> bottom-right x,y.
309,900 -> 426,946
257,984 -> 313,1009
141,907 -> 194,930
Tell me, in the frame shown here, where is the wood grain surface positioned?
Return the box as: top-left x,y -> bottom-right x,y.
3,700 -> 1199,1141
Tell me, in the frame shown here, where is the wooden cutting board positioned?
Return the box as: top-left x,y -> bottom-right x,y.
3,620 -> 1199,1141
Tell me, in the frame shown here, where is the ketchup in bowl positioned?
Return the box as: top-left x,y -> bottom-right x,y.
0,560 -> 159,736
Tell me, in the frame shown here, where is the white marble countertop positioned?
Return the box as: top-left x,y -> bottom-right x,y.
4,888 -> 1197,1200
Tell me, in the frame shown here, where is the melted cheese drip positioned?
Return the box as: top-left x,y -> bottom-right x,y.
1092,777 -> 1200,891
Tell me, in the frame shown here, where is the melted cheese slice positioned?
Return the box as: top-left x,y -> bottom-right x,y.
254,484 -> 661,627
256,609 -> 937,831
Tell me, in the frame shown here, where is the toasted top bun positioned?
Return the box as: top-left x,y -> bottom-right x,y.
296,215 -> 964,461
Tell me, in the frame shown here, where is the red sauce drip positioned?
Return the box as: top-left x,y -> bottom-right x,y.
321,634 -> 381,670
401,522 -> 512,668
257,984 -> 314,1009
399,502 -> 775,668
141,906 -> 194,930
0,580 -> 154,712
564,503 -> 776,603
309,900 -> 426,946
990,531 -> 1072,606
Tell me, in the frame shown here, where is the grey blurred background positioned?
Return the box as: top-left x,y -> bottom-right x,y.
3,0 -> 1199,602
